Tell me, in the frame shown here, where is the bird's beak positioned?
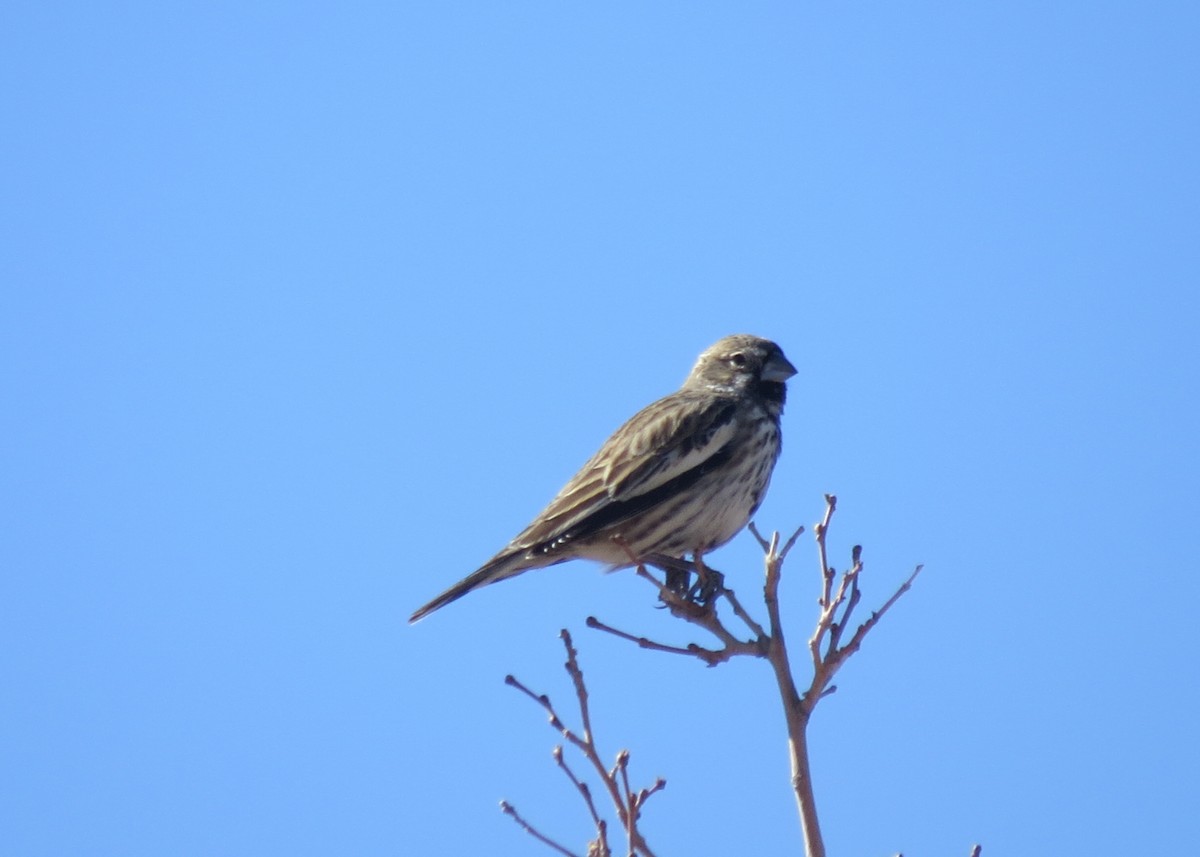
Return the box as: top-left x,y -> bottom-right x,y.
762,352 -> 798,383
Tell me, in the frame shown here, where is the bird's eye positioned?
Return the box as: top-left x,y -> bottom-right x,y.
729,352 -> 747,368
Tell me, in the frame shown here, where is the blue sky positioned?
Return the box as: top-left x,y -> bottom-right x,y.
3,2 -> 1198,855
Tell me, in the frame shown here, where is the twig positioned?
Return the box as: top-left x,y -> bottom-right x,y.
591,495 -> 927,857
585,615 -> 739,665
500,800 -> 583,857
614,751 -> 635,855
747,521 -> 773,552
813,495 -> 838,608
721,583 -> 769,638
505,631 -> 661,857
558,631 -> 644,853
589,545 -> 766,666
826,546 -> 862,655
553,746 -> 606,843
839,563 -> 923,659
758,525 -> 824,857
633,777 -> 667,813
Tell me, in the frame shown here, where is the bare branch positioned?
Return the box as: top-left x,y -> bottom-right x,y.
720,583 -> 768,639
504,673 -> 567,731
747,521 -> 772,552
584,495 -> 929,857
557,631 -> 634,842
779,524 -> 806,561
562,631 -> 597,745
839,564 -> 924,659
585,615 -> 745,666
615,751 -> 636,856
500,800 -> 584,857
633,777 -> 667,812
553,746 -> 607,847
814,495 -> 838,609
612,562 -> 765,664
506,631 -> 662,857
757,526 -> 824,857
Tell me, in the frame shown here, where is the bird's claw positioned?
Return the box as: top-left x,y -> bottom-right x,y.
664,564 -> 692,598
688,567 -> 725,605
645,554 -> 724,606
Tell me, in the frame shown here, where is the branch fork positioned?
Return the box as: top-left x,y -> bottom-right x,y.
503,495 -> 932,857
592,494 -> 923,857
504,630 -> 664,857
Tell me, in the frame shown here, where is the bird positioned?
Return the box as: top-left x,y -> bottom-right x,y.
409,334 -> 797,623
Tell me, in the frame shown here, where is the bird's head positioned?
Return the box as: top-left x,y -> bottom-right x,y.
686,335 -> 797,406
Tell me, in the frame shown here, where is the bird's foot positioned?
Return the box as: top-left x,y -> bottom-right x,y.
642,554 -> 697,600
643,554 -> 724,607
688,554 -> 725,606
664,565 -> 691,597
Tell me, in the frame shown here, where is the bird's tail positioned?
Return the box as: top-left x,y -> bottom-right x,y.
408,551 -> 531,623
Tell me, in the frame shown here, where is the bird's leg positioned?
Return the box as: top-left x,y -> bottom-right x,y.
665,564 -> 690,596
688,553 -> 725,605
642,553 -> 695,597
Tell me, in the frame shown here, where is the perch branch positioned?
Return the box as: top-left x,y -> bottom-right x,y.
589,495 -> 925,857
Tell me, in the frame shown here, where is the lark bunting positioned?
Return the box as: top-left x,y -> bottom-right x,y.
409,334 -> 797,623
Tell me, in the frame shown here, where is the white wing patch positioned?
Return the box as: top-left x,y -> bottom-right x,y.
607,418 -> 738,502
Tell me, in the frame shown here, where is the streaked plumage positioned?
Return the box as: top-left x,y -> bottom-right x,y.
409,334 -> 796,623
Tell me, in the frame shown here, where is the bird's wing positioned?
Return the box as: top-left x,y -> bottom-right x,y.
411,392 -> 740,622
508,391 -> 739,553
